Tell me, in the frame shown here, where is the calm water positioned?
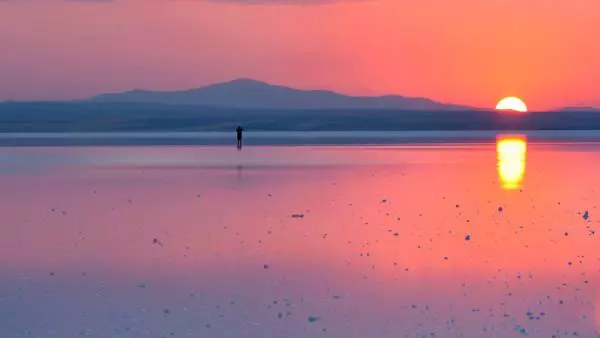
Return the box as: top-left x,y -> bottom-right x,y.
1,135 -> 599,337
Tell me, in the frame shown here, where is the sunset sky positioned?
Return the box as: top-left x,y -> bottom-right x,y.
1,0 -> 599,110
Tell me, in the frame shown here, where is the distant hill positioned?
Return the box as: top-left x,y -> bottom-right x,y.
559,106 -> 600,112
90,79 -> 472,110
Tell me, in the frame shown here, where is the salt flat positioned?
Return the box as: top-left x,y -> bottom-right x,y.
1,140 -> 599,337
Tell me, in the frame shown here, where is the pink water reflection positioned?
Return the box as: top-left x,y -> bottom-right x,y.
1,144 -> 599,337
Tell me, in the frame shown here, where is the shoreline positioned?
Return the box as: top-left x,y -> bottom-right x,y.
1,130 -> 600,147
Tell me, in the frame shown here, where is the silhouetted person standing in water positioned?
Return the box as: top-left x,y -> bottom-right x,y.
236,126 -> 244,149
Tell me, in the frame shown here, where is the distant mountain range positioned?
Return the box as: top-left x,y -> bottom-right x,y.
2,78 -> 600,135
559,106 -> 600,112
90,78 -> 472,111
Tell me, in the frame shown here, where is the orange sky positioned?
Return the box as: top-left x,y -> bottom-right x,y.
1,0 -> 599,109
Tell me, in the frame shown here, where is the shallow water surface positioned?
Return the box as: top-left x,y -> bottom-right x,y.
1,139 -> 599,337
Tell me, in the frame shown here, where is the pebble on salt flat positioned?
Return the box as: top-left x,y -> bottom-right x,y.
308,316 -> 321,323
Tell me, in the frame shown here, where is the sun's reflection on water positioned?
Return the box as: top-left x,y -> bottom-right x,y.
496,134 -> 527,190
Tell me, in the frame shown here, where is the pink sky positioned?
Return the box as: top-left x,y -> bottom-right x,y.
1,0 -> 599,110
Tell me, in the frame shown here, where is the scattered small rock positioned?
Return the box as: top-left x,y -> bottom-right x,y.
514,325 -> 528,335
308,316 -> 321,323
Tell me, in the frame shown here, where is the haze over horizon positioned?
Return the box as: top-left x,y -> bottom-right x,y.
2,0 -> 600,110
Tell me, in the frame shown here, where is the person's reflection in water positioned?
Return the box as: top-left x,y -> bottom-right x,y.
236,126 -> 244,149
236,164 -> 243,181
496,134 -> 527,190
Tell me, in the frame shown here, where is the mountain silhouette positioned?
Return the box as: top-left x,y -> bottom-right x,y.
559,106 -> 600,112
90,79 -> 471,110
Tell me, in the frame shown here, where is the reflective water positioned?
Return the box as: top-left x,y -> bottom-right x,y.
1,137 -> 599,337
497,135 -> 527,190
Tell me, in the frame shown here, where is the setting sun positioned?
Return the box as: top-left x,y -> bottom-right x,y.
496,97 -> 528,113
